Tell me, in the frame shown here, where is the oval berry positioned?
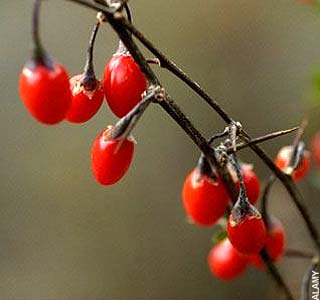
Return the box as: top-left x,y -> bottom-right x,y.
249,218 -> 285,269
91,128 -> 135,185
103,53 -> 147,117
66,74 -> 104,123
19,63 -> 71,125
227,214 -> 266,254
275,145 -> 310,181
208,238 -> 249,281
182,169 -> 230,226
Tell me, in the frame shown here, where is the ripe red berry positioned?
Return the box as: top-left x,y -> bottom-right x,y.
19,63 -> 71,124
66,74 -> 104,123
91,126 -> 135,185
208,238 -> 249,281
182,169 -> 230,226
103,51 -> 147,118
275,145 -> 310,181
227,212 -> 266,254
310,132 -> 320,167
249,218 -> 285,269
236,164 -> 260,205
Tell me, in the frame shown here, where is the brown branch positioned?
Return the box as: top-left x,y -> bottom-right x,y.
54,1 -> 314,298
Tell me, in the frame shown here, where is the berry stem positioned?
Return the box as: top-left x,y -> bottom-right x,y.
109,87 -> 157,140
208,128 -> 229,145
195,154 -> 217,181
32,0 -> 42,52
230,154 -> 247,200
31,0 -> 53,68
261,176 -> 276,229
82,21 -> 100,90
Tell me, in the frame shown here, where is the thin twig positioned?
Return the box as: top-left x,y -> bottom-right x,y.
260,248 -> 295,300
285,249 -> 314,260
261,176 -> 276,229
228,127 -> 299,154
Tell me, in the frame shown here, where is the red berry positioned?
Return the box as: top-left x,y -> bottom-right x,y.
208,238 -> 249,281
249,218 -> 285,269
182,169 -> 230,226
103,53 -> 147,117
91,127 -> 135,185
310,132 -> 320,167
227,213 -> 266,254
236,164 -> 260,205
275,145 -> 310,181
66,74 -> 104,123
19,63 -> 71,124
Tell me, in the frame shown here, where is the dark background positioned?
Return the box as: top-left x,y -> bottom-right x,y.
1,0 -> 320,299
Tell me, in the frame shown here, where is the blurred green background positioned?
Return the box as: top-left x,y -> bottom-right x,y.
1,0 -> 320,299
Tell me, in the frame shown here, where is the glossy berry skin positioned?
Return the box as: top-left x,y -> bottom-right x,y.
66,74 -> 104,123
103,53 -> 147,117
236,164 -> 260,205
19,63 -> 71,125
91,128 -> 135,185
182,170 -> 230,226
208,238 -> 249,281
227,214 -> 266,254
310,132 -> 320,167
275,146 -> 310,181
250,219 -> 285,269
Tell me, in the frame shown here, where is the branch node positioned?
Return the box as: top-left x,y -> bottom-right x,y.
96,11 -> 107,23
147,85 -> 165,102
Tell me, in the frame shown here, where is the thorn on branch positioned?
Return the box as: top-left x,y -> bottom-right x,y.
226,126 -> 300,154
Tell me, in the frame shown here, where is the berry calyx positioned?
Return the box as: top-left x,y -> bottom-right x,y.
91,126 -> 135,185
182,155 -> 230,226
208,238 -> 249,281
103,42 -> 147,117
249,218 -> 286,269
227,155 -> 266,254
227,212 -> 266,254
66,74 -> 104,123
275,144 -> 310,181
66,23 -> 104,123
227,183 -> 266,254
19,0 -> 71,125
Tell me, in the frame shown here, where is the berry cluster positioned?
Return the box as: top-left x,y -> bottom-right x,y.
182,141 -> 311,281
19,1 -> 146,186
